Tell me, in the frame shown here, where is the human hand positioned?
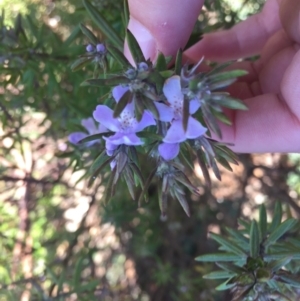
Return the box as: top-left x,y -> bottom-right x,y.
127,0 -> 300,153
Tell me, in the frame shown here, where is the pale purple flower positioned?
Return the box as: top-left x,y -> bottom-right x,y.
158,76 -> 207,160
93,85 -> 156,154
69,117 -> 106,145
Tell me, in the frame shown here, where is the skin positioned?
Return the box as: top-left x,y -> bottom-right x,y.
127,0 -> 300,153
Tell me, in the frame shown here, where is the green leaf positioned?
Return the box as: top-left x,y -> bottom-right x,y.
88,156 -> 116,187
126,29 -> 145,64
215,279 -> 236,291
159,70 -> 174,78
207,70 -> 248,83
269,257 -> 292,272
225,228 -> 249,250
269,202 -> 282,233
259,204 -> 267,241
250,220 -> 260,258
195,253 -> 244,262
103,167 -> 117,203
265,252 -> 300,261
216,262 -> 245,274
83,0 -> 123,49
174,190 -> 190,217
196,150 -> 211,187
80,23 -> 98,44
82,76 -> 130,87
175,49 -> 182,75
113,90 -> 132,118
182,97 -> 189,132
278,274 -> 300,288
210,233 -> 246,256
123,0 -> 129,28
64,25 -> 81,46
155,52 -> 167,71
265,219 -> 298,247
78,133 -> 108,144
209,78 -> 237,91
211,96 -> 248,110
88,149 -> 106,175
201,104 -> 222,138
106,44 -> 132,68
71,57 -> 93,71
137,167 -> 157,204
203,270 -> 236,280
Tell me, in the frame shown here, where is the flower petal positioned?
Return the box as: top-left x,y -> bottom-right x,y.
154,102 -> 174,122
112,85 -> 129,102
68,132 -> 87,144
163,119 -> 186,143
163,75 -> 183,107
134,111 -> 156,132
93,105 -> 121,132
158,142 -> 180,161
186,117 -> 207,139
189,99 -> 201,114
107,132 -> 143,146
81,118 -> 97,135
104,137 -> 118,156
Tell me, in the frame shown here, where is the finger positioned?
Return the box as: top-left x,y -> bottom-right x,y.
215,92 -> 300,153
280,0 -> 300,44
185,0 -> 282,62
125,0 -> 204,61
281,49 -> 300,121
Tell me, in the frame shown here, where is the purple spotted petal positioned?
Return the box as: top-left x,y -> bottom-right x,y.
81,118 -> 98,135
154,102 -> 174,122
134,111 -> 156,132
189,99 -> 201,114
93,105 -> 121,132
107,132 -> 143,146
163,119 -> 186,143
163,76 -> 183,107
158,142 -> 180,161
112,85 -> 129,102
186,117 -> 207,139
68,132 -> 87,144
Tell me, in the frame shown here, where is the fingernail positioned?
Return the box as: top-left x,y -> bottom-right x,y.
125,17 -> 157,63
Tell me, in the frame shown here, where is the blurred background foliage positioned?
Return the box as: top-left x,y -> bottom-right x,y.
2,0 -> 300,300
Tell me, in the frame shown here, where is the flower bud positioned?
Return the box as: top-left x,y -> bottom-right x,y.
86,44 -> 94,52
96,43 -> 106,53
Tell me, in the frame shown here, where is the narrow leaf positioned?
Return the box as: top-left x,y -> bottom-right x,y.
269,202 -> 282,233
259,204 -> 267,241
175,49 -> 182,75
203,270 -> 236,280
265,219 -> 298,247
196,150 -> 211,187
82,77 -> 130,87
250,220 -> 260,258
126,29 -> 145,64
210,233 -> 246,256
195,253 -> 243,262
269,257 -> 292,273
155,52 -> 167,71
215,279 -> 236,291
83,0 -> 123,49
80,23 -> 98,44
208,70 -> 248,83
182,97 -> 189,132
106,44 -> 131,68
174,191 -> 190,217
71,57 -> 93,71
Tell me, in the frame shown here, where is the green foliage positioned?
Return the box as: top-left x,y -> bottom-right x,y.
196,203 -> 300,301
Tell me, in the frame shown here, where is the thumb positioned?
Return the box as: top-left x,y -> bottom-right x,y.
125,0 -> 204,62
